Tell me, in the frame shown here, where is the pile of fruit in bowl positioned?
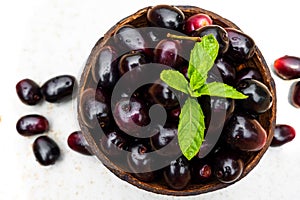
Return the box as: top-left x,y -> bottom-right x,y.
77,5 -> 276,196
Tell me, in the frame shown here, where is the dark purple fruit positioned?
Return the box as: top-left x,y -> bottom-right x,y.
289,81 -> 300,108
236,67 -> 263,84
67,131 -> 93,156
114,25 -> 147,53
273,55 -> 300,80
225,114 -> 267,151
92,46 -> 118,89
206,58 -> 236,86
16,114 -> 49,136
237,79 -> 273,114
225,28 -> 255,64
213,151 -> 244,183
16,79 -> 42,105
113,97 -> 150,136
119,51 -> 147,75
154,39 -> 181,68
149,80 -> 179,109
79,88 -> 110,129
33,136 -> 60,166
192,25 -> 229,55
150,125 -> 180,157
41,75 -> 76,103
127,143 -> 156,182
100,130 -> 128,157
147,5 -> 185,31
163,157 -> 191,190
271,124 -> 296,147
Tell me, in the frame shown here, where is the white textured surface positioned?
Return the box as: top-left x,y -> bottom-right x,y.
1,0 -> 300,199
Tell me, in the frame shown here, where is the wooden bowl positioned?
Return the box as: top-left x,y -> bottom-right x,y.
77,5 -> 276,196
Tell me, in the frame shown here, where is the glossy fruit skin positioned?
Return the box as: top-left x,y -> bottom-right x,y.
225,114 -> 267,151
273,55 -> 300,80
79,88 -> 110,129
209,58 -> 236,85
92,46 -> 118,89
147,5 -> 185,31
114,25 -> 147,53
33,136 -> 60,166
150,125 -> 180,157
127,143 -> 156,182
236,67 -> 262,84
154,39 -> 181,68
113,97 -> 150,136
289,81 -> 300,108
41,75 -> 76,103
163,157 -> 191,190
16,114 -> 49,136
225,28 -> 255,64
213,151 -> 244,183
192,25 -> 229,55
271,124 -> 296,147
237,79 -> 273,114
16,79 -> 43,105
184,13 -> 213,35
100,130 -> 128,157
149,80 -> 179,109
67,131 -> 92,156
119,51 -> 147,75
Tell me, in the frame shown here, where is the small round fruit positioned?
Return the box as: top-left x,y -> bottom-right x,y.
225,28 -> 255,64
213,151 -> 244,184
289,81 -> 300,108
147,5 -> 185,31
67,131 -> 93,156
16,79 -> 42,105
100,130 -> 128,157
154,39 -> 181,68
16,114 -> 49,136
33,136 -> 60,166
41,75 -> 76,103
191,160 -> 212,183
225,114 -> 267,151
273,55 -> 300,80
237,79 -> 273,114
119,51 -> 147,75
184,13 -> 213,35
192,25 -> 229,55
79,88 -> 110,129
113,97 -> 150,136
127,143 -> 156,182
271,124 -> 296,147
163,157 -> 191,190
92,46 -> 118,89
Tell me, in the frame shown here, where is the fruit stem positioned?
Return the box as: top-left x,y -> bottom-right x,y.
167,33 -> 201,42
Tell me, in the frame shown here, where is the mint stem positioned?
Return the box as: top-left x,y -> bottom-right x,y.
167,33 -> 202,42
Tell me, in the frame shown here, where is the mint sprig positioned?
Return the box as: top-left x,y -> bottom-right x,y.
160,34 -> 247,160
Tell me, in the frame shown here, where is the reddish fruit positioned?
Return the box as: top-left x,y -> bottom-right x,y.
67,131 -> 93,156
273,55 -> 300,80
271,124 -> 296,147
184,14 -> 213,34
16,114 -> 49,136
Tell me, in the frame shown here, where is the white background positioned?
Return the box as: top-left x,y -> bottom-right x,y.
1,0 -> 300,199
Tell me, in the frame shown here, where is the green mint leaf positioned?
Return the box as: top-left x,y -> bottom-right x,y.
199,82 -> 248,99
187,34 -> 219,79
189,70 -> 206,91
160,70 -> 189,94
178,98 -> 205,160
